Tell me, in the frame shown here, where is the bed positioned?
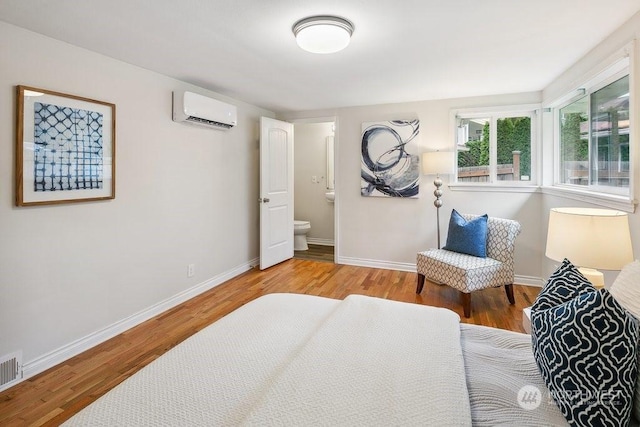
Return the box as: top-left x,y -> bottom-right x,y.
64,293 -> 572,426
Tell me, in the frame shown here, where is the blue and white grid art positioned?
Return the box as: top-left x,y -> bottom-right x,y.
361,119 -> 420,198
33,102 -> 104,192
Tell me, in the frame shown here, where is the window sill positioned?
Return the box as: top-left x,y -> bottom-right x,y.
448,183 -> 540,193
447,183 -> 637,212
540,186 -> 636,213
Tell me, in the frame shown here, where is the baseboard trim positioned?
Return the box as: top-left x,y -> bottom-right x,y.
515,274 -> 544,287
21,258 -> 259,384
306,238 -> 334,246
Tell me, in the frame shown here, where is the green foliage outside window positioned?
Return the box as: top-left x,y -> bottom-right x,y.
457,117 -> 531,178
498,117 -> 531,178
560,113 -> 588,162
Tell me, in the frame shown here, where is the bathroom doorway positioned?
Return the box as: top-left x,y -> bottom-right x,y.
292,119 -> 336,263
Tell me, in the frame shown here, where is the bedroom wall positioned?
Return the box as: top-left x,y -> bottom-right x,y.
281,91 -> 544,283
0,22 -> 272,379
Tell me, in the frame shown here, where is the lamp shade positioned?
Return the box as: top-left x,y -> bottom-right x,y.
545,207 -> 633,270
422,151 -> 454,175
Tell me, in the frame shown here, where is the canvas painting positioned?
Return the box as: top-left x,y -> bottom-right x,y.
361,119 -> 420,198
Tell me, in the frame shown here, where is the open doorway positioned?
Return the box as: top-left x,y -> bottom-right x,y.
292,120 -> 336,263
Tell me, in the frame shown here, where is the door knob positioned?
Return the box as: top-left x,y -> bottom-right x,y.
259,198 -> 270,203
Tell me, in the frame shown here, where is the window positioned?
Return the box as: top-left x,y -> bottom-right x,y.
455,109 -> 535,184
558,74 -> 630,195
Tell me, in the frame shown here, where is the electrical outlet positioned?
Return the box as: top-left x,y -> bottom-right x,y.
187,264 -> 195,278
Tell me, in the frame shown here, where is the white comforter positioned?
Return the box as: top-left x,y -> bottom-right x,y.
64,293 -> 472,426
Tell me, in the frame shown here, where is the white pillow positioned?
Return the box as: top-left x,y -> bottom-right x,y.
609,260 -> 640,422
610,260 -> 640,319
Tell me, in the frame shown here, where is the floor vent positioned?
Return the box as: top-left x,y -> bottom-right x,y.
0,351 -> 22,392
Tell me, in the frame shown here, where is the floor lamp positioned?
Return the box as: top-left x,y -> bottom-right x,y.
545,207 -> 633,288
422,151 -> 455,249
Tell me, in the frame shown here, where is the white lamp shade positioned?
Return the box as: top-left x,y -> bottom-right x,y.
422,151 -> 454,175
293,16 -> 353,54
545,207 -> 633,270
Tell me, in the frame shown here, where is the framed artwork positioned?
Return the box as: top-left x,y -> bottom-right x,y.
361,119 -> 420,198
15,85 -> 115,206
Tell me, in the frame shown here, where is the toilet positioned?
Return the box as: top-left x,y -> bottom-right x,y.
294,220 -> 311,251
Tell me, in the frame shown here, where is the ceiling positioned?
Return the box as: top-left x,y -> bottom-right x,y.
1,1 -> 639,113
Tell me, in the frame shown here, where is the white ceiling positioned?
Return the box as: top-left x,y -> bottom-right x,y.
1,1 -> 639,113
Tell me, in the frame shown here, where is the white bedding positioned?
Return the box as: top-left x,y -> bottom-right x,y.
64,293 -> 472,426
460,323 -> 567,426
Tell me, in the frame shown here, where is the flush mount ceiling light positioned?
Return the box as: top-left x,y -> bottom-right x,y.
292,15 -> 354,54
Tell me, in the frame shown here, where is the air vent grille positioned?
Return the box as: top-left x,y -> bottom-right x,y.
186,116 -> 233,129
0,351 -> 22,391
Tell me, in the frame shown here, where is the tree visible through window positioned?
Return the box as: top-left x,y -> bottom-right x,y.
498,117 -> 531,180
558,75 -> 629,193
559,97 -> 588,185
457,114 -> 532,183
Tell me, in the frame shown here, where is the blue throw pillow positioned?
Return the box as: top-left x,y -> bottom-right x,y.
443,209 -> 488,257
531,258 -> 596,312
531,289 -> 639,426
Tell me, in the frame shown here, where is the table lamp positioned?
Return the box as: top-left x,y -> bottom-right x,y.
422,150 -> 455,249
545,207 -> 633,288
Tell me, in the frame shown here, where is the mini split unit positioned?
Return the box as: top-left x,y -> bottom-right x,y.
172,90 -> 237,130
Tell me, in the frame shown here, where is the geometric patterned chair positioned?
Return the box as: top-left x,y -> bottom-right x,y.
416,214 -> 521,318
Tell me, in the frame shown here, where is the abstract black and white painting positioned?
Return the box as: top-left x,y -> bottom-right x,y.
361,119 -> 420,198
33,103 -> 104,192
16,85 -> 115,206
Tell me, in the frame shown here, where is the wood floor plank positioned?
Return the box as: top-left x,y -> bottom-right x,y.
0,259 -> 540,426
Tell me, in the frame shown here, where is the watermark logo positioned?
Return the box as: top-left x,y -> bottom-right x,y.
517,385 -> 622,411
518,385 -> 542,410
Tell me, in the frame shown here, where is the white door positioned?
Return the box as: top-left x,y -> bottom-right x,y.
259,117 -> 294,270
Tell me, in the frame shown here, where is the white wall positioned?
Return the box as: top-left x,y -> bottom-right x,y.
0,22 -> 272,378
294,122 -> 335,244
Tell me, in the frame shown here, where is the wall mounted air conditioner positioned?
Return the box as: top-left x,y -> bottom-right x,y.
172,91 -> 237,130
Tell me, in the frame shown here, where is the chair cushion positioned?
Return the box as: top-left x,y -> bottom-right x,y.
443,209 -> 488,258
417,249 -> 504,293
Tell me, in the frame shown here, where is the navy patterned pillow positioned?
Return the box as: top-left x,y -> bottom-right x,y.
532,258 -> 596,312
531,289 -> 639,426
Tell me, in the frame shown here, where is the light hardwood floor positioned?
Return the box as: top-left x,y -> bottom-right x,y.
0,259 -> 540,426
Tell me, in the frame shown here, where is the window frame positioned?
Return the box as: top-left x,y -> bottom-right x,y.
545,43 -> 636,212
450,104 -> 540,189
555,69 -> 630,195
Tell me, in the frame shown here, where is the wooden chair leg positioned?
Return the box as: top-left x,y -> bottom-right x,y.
416,274 -> 425,294
505,284 -> 515,305
461,292 -> 471,318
